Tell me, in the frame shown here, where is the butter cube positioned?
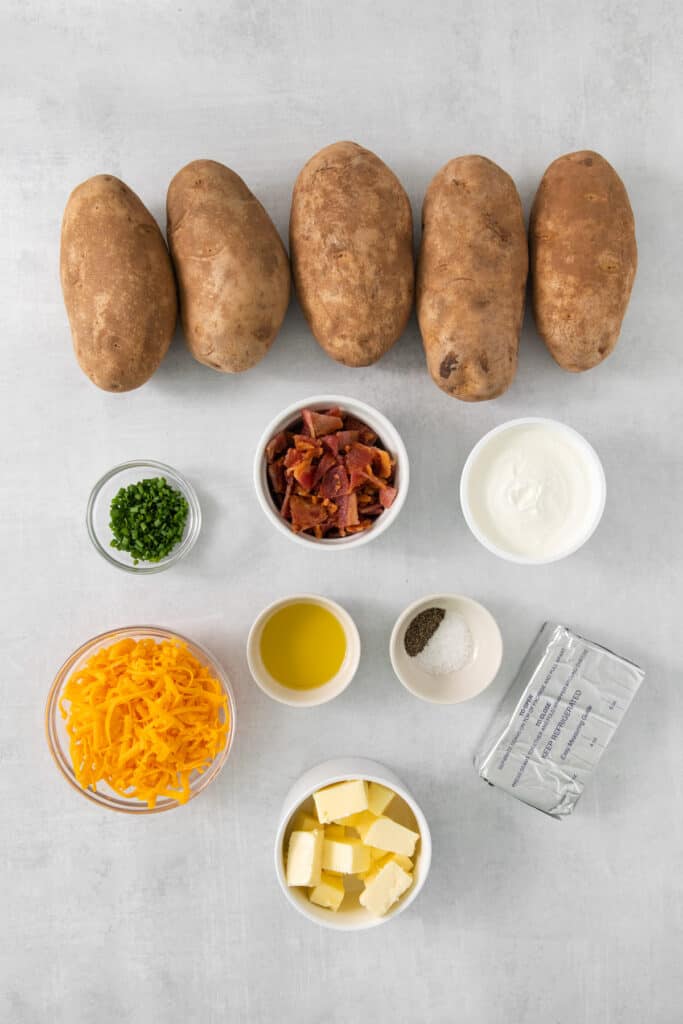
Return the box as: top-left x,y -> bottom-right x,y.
322,837 -> 371,874
291,811 -> 319,832
356,815 -> 419,858
313,780 -> 368,824
324,824 -> 346,841
359,851 -> 413,880
336,810 -> 377,832
309,872 -> 345,912
385,852 -> 413,873
360,860 -> 413,917
286,829 -> 323,887
367,782 -> 395,816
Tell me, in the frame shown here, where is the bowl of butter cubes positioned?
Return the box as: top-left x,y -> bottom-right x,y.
275,757 -> 432,929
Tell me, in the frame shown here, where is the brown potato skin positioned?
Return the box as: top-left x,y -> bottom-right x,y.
290,141 -> 414,367
60,175 -> 177,392
417,156 -> 528,401
166,160 -> 290,373
530,150 -> 637,371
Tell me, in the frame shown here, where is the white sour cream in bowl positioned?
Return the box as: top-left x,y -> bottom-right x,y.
460,418 -> 606,564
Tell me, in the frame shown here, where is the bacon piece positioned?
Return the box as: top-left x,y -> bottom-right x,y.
320,464 -> 350,502
293,434 -> 321,456
291,456 -> 316,491
284,447 -> 302,468
312,452 -> 337,489
280,477 -> 294,518
343,416 -> 378,445
380,485 -> 397,509
322,434 -> 340,456
345,443 -> 377,472
346,519 -> 374,533
268,458 -> 286,494
266,431 -> 289,462
335,430 -> 360,450
302,409 -> 344,438
289,495 -> 330,532
373,448 -> 394,478
345,491 -> 359,527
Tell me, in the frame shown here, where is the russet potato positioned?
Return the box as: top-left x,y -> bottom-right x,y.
530,150 -> 637,371
417,155 -> 528,401
60,175 -> 177,392
290,141 -> 414,367
167,159 -> 291,373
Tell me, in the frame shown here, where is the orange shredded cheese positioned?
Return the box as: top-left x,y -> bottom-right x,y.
59,637 -> 230,808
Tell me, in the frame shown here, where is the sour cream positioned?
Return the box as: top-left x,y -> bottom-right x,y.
460,419 -> 606,563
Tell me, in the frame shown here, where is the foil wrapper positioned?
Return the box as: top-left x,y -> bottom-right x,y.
476,622 -> 644,819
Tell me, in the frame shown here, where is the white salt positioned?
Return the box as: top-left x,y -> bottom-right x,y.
416,609 -> 473,676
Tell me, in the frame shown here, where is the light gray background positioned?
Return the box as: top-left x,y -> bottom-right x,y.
2,2 -> 681,1022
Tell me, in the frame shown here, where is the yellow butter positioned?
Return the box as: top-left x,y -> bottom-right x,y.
309,872 -> 345,912
324,823 -> 346,841
359,851 -> 414,881
286,829 -> 323,887
291,811 -> 319,832
355,815 -> 419,858
313,780 -> 369,823
322,837 -> 371,874
336,810 -> 377,831
360,859 -> 413,917
367,782 -> 395,816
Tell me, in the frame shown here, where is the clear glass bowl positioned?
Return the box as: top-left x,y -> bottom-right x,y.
45,626 -> 236,814
86,460 -> 201,573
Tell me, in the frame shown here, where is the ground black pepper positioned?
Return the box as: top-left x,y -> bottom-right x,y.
404,607 -> 445,657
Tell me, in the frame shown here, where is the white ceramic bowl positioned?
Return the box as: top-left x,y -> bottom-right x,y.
246,594 -> 361,707
390,594 -> 503,704
459,417 -> 606,565
274,758 -> 432,930
253,394 -> 409,549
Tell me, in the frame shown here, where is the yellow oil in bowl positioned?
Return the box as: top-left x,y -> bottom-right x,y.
260,601 -> 347,690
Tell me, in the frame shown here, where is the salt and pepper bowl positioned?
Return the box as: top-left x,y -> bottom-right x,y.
390,594 -> 503,705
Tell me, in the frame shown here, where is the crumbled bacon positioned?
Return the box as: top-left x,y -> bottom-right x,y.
302,409 -> 344,438
379,485 -> 397,509
265,407 -> 397,539
265,431 -> 289,462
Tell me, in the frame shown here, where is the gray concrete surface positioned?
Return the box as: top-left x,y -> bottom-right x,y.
2,1 -> 682,1021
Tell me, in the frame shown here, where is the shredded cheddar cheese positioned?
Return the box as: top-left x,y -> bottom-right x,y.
59,637 -> 229,808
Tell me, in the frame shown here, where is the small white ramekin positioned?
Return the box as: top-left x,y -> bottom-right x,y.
253,394 -> 409,549
274,758 -> 432,930
246,594 -> 361,707
390,593 -> 503,704
459,417 -> 606,565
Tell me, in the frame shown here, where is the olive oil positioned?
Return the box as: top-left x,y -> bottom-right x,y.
260,602 -> 347,690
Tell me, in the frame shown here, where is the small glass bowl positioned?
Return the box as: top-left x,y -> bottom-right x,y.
45,626 -> 236,814
86,460 -> 201,573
